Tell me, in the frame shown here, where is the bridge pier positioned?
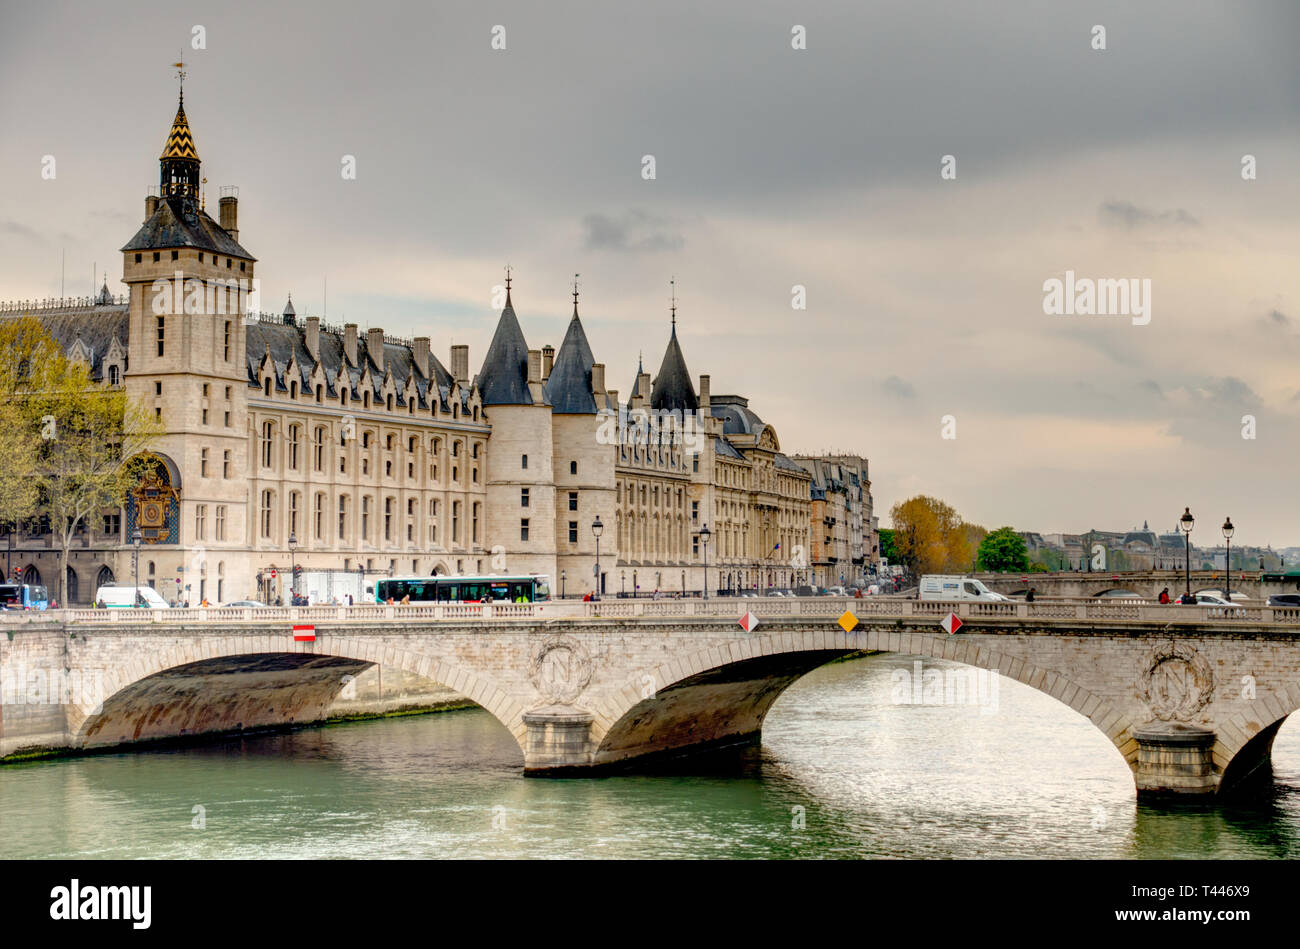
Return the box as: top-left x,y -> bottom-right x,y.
1132,724 -> 1218,798
522,706 -> 595,773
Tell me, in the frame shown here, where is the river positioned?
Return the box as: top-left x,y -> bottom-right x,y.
4,653 -> 1300,859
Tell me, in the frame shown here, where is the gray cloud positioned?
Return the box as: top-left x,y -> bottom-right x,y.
1099,201 -> 1200,230
881,375 -> 916,399
581,211 -> 684,253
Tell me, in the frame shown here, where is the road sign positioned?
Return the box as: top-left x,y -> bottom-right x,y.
738,611 -> 759,632
838,610 -> 858,633
941,613 -> 963,635
293,624 -> 315,642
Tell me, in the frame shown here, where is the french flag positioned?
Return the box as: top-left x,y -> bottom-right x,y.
293,624 -> 315,642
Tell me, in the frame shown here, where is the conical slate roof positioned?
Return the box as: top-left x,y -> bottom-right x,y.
544,309 -> 598,414
629,352 -> 644,399
650,325 -> 697,412
474,293 -> 534,405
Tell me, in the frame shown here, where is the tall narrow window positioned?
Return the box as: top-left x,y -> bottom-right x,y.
260,490 -> 274,539
215,505 -> 226,541
195,504 -> 207,541
223,450 -> 231,478
289,492 -> 300,537
313,427 -> 325,471
200,448 -> 209,477
338,495 -> 349,541
314,493 -> 325,540
156,315 -> 165,356
224,321 -> 231,360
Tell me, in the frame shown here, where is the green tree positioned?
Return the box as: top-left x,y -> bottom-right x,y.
878,528 -> 897,563
0,316 -> 160,604
976,526 -> 1030,572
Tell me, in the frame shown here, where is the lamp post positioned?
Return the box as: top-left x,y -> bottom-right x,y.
1179,507 -> 1194,601
697,524 -> 711,599
288,532 -> 298,604
591,515 -> 604,599
620,570 -> 625,597
1222,517 -> 1234,601
633,569 -> 638,598
561,569 -> 566,599
132,528 -> 142,607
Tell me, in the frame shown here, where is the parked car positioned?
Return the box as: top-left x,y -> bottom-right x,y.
1267,594 -> 1300,607
226,600 -> 269,608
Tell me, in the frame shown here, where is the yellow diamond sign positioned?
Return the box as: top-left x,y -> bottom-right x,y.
838,610 -> 858,633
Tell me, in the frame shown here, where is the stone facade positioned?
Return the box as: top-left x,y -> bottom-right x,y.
0,88 -> 852,604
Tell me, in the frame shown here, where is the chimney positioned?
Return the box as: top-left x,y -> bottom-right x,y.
344,324 -> 358,366
699,374 -> 711,409
304,316 -> 320,361
412,337 -> 430,378
145,194 -> 159,219
527,349 -> 542,384
638,370 -> 651,401
591,362 -> 605,396
606,388 -> 618,408
367,328 -> 385,370
542,345 -> 555,381
218,188 -> 239,242
450,344 -> 469,385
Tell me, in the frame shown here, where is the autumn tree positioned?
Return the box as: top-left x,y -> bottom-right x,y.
889,495 -> 972,576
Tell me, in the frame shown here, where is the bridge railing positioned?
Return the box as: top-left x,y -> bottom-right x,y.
39,597 -> 1300,627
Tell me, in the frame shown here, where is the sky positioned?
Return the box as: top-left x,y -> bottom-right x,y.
1,1 -> 1298,547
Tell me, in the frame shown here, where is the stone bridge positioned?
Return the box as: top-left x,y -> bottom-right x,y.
976,569 -> 1300,601
4,598 -> 1300,800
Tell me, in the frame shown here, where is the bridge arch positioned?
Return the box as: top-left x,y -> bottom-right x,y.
69,635 -> 526,754
591,626 -> 1139,774
1212,685 -> 1300,793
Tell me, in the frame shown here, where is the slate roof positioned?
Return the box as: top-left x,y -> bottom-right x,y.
31,306 -> 129,382
160,98 -> 199,160
244,321 -> 454,408
710,395 -> 765,436
773,453 -> 808,473
629,353 -> 644,399
650,325 -> 697,412
543,310 -> 598,414
475,294 -> 537,406
122,195 -> 253,259
714,437 -> 745,460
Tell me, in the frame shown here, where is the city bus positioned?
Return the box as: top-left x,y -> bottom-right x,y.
373,574 -> 551,605
0,583 -> 50,610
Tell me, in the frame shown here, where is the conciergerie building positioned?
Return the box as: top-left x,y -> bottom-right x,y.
1,85 -> 877,605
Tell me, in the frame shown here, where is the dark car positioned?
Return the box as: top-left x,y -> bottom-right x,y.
1267,594 -> 1300,607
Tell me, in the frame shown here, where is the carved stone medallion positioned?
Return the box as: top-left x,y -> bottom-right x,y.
1138,640 -> 1214,722
530,636 -> 594,705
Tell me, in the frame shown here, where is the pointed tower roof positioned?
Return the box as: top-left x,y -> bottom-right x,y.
160,93 -> 199,161
544,302 -> 599,414
650,325 -> 697,413
629,351 -> 644,398
474,278 -> 534,405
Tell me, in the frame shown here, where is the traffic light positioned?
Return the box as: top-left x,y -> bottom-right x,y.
293,565 -> 302,578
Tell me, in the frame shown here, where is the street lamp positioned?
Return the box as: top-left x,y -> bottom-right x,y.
1222,517 -> 1234,601
697,524 -> 711,599
288,532 -> 298,604
620,570 -> 625,597
132,528 -> 142,607
591,515 -> 604,599
633,569 -> 638,598
1179,507 -> 1195,601
561,569 -> 566,599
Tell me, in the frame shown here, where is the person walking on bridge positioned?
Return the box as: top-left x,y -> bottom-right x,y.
1158,587 -> 1171,604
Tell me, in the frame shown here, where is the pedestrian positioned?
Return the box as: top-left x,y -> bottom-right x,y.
1025,588 -> 1035,603
347,594 -> 354,606
1158,587 -> 1171,604
400,593 -> 410,605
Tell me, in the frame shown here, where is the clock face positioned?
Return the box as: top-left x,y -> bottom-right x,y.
141,502 -> 164,528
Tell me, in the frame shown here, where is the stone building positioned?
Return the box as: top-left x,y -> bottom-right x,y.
788,454 -> 873,588
0,85 -> 828,603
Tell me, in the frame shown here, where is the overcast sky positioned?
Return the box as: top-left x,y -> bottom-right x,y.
2,1 -> 1298,547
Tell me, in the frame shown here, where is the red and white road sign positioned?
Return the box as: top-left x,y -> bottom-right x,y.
940,613 -> 963,635
293,624 -> 315,642
739,611 -> 760,632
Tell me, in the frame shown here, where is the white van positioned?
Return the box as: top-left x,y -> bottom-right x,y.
919,575 -> 1008,602
94,585 -> 170,609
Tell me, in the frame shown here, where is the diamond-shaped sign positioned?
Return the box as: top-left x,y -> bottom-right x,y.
838,610 -> 858,633
739,611 -> 759,632
941,613 -> 963,635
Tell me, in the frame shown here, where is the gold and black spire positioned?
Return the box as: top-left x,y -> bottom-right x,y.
160,63 -> 200,200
